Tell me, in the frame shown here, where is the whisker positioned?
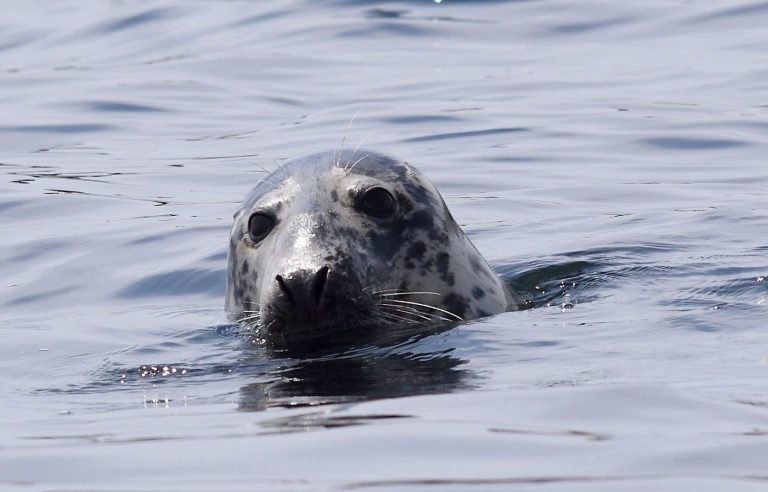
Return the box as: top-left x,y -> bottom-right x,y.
381,303 -> 454,323
351,130 -> 371,157
378,292 -> 442,297
384,306 -> 456,322
340,110 -> 360,151
345,153 -> 369,175
255,164 -> 285,187
382,299 -> 463,321
370,287 -> 404,294
379,303 -> 434,322
272,158 -> 289,178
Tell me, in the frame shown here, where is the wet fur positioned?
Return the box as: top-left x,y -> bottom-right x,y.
226,149 -> 514,335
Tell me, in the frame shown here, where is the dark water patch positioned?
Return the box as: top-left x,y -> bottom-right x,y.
638,137 -> 748,150
689,2 -> 768,23
41,188 -> 169,206
489,427 -> 610,442
335,0 -> 531,4
499,260 -> 603,310
0,200 -> 25,213
126,225 -> 227,245
382,114 -> 461,124
118,268 -> 226,298
5,286 -> 74,306
9,170 -> 127,184
238,350 -> 472,412
0,124 -> 116,134
263,95 -> 305,107
667,312 -> 738,332
366,8 -> 410,19
259,412 -> 412,433
550,16 -> 631,34
4,240 -> 71,263
340,22 -> 435,37
681,276 -> 768,300
84,101 -> 166,113
229,11 -> 288,27
0,36 -> 34,53
562,243 -> 688,260
95,8 -> 176,33
513,340 -> 559,348
402,127 -> 528,143
203,251 -> 228,262
363,7 -> 493,25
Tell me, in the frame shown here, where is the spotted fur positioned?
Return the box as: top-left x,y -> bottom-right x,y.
226,149 -> 514,334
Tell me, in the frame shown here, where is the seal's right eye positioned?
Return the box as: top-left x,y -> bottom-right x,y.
358,187 -> 397,219
248,212 -> 275,243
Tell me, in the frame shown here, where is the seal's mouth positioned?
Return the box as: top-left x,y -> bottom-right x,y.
252,289 -> 463,346
260,298 -> 373,336
255,307 -> 380,350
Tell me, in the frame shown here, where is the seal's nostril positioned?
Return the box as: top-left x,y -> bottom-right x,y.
312,266 -> 330,306
275,274 -> 296,307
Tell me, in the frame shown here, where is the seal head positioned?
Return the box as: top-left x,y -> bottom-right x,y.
226,149 -> 513,341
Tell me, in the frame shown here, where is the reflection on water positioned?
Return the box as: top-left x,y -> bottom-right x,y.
238,348 -> 470,412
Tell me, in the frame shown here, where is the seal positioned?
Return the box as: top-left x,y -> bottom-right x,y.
226,148 -> 514,340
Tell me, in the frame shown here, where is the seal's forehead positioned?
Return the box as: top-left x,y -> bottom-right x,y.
284,148 -> 411,181
240,148 -> 425,212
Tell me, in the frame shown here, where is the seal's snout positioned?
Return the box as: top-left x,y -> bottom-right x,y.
272,265 -> 335,323
275,265 -> 329,310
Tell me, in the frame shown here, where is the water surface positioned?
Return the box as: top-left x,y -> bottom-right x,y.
1,1 -> 767,490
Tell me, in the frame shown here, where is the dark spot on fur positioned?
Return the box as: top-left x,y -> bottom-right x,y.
436,253 -> 449,273
443,293 -> 468,319
241,260 -> 249,276
469,256 -> 493,278
404,241 -> 426,269
472,287 -> 485,299
331,190 -> 338,202
410,210 -> 434,232
365,230 -> 400,258
402,180 -> 431,207
435,252 -> 455,286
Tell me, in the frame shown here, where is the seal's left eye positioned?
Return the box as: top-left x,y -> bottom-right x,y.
248,212 -> 275,243
359,187 -> 396,219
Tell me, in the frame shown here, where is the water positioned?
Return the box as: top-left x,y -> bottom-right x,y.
1,0 -> 767,490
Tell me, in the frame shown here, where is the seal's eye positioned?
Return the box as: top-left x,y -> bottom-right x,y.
359,187 -> 396,219
248,212 -> 275,243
